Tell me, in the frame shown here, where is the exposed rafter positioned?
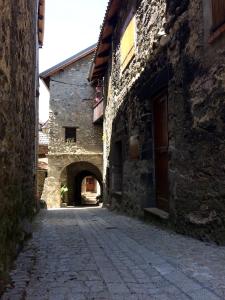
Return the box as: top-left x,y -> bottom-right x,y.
97,49 -> 111,58
102,35 -> 112,44
88,0 -> 121,81
95,62 -> 109,70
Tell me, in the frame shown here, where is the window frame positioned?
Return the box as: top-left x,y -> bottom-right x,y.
211,0 -> 225,32
207,0 -> 225,43
120,11 -> 136,72
64,126 -> 77,143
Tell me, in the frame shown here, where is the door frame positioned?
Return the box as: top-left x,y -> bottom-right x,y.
152,90 -> 169,212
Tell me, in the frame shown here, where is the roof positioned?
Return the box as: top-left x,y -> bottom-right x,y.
39,131 -> 49,145
89,0 -> 121,81
38,0 -> 45,47
40,44 -> 97,89
42,120 -> 49,129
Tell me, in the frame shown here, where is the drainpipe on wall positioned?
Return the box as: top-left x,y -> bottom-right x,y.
34,0 -> 40,210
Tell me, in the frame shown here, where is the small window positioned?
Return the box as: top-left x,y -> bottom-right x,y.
211,0 -> 225,31
120,16 -> 136,72
65,127 -> 76,142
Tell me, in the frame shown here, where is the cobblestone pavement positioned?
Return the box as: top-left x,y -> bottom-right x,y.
2,207 -> 225,300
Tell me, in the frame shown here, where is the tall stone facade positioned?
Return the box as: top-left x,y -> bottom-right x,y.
40,46 -> 103,208
90,0 -> 225,244
0,1 -> 41,279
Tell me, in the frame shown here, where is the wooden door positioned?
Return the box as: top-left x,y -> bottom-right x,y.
86,177 -> 95,192
153,93 -> 169,212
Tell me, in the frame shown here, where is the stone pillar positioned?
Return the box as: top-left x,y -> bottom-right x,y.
45,176 -> 61,208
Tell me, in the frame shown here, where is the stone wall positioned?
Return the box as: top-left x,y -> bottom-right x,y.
46,154 -> 103,208
48,53 -> 102,155
0,0 -> 37,276
103,0 -> 225,243
46,53 -> 103,207
37,169 -> 47,200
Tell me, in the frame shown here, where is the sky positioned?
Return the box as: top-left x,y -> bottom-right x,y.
39,0 -> 109,123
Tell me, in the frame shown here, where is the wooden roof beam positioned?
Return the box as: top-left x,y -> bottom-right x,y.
102,35 -> 112,44
93,70 -> 106,77
95,62 -> 108,70
97,49 -> 110,58
107,14 -> 118,27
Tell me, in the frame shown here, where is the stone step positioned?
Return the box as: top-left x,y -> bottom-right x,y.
144,207 -> 169,220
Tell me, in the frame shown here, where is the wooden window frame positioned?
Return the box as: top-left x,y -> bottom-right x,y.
209,0 -> 225,43
211,0 -> 225,32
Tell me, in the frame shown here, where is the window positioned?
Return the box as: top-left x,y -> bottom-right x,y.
65,127 -> 76,142
211,0 -> 225,31
120,15 -> 136,72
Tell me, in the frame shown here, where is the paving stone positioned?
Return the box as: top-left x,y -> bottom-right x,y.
85,280 -> 106,292
153,262 -> 177,275
164,271 -> 202,293
189,288 -> 221,300
106,282 -> 130,294
1,208 -> 224,299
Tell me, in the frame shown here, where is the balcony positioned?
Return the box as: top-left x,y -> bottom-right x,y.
93,98 -> 103,124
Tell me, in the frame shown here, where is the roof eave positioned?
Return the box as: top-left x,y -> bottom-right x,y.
38,0 -> 45,47
89,0 -> 121,82
39,75 -> 50,90
40,44 -> 97,89
40,45 -> 96,85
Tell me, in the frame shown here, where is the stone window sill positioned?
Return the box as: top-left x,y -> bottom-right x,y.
208,23 -> 225,44
144,207 -> 169,220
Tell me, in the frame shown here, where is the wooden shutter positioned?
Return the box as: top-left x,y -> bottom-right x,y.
211,0 -> 225,31
120,16 -> 135,72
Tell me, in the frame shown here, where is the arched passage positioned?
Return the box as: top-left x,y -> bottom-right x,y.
60,161 -> 102,206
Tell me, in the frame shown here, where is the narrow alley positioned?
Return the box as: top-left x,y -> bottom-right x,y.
2,207 -> 225,300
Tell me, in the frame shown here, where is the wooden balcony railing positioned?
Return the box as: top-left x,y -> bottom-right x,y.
93,99 -> 103,124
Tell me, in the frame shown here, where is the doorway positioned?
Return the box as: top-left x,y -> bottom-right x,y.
153,92 -> 169,212
60,161 -> 102,206
85,176 -> 96,192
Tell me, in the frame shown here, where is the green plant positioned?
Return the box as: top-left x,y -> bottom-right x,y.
60,185 -> 68,202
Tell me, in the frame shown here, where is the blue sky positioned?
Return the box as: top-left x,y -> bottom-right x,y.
39,0 -> 108,122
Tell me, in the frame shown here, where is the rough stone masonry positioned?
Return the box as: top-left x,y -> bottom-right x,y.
0,0 -> 37,280
92,0 -> 225,244
40,48 -> 103,208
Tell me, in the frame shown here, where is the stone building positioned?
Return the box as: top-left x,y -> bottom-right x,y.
89,0 -> 225,244
0,0 -> 45,280
40,45 -> 103,208
37,122 -> 49,201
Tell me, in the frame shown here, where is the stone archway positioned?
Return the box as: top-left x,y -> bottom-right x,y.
45,154 -> 102,208
60,161 -> 103,206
